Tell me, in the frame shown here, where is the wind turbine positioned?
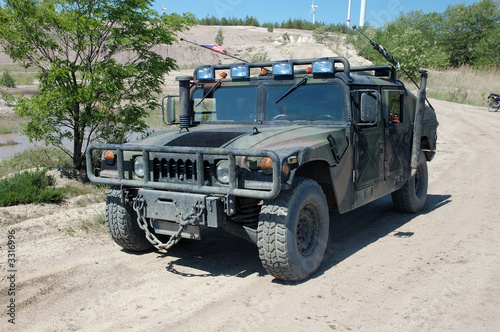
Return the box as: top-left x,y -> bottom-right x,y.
359,0 -> 367,27
310,0 -> 318,24
347,0 -> 352,27
161,1 -> 167,14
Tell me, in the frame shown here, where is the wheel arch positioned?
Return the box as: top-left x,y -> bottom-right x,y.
420,135 -> 436,162
292,160 -> 338,212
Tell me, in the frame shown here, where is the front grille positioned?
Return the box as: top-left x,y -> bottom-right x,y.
153,157 -> 212,183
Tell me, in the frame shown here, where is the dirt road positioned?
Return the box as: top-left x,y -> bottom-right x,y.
1,99 -> 499,331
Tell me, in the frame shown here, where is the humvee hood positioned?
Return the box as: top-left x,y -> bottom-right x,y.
134,125 -> 347,152
164,131 -> 246,148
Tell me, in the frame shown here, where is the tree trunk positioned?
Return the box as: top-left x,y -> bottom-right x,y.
73,106 -> 84,170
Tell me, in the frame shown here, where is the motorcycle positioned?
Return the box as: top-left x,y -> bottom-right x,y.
488,93 -> 500,112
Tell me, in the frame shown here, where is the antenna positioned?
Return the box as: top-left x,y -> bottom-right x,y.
309,0 -> 318,24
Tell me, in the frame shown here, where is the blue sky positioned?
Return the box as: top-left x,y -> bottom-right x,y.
153,0 -> 482,27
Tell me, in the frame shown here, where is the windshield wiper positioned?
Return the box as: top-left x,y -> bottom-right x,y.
275,76 -> 308,104
196,81 -> 222,107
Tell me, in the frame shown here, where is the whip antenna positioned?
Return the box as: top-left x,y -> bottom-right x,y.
352,26 -> 434,110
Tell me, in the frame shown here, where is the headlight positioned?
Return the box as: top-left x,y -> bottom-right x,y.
133,156 -> 145,178
215,161 -> 230,184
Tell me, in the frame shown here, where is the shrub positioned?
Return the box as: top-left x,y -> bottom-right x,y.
251,52 -> 270,62
0,71 -> 16,88
0,169 -> 64,206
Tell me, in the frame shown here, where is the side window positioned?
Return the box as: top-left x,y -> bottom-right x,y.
386,90 -> 404,125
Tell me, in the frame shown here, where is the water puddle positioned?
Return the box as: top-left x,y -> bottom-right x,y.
0,132 -> 45,160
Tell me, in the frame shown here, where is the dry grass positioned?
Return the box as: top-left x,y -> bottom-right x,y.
425,66 -> 500,107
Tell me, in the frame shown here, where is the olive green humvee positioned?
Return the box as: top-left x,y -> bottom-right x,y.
87,57 -> 438,281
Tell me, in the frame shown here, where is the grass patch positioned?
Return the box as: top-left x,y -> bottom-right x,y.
67,185 -> 108,204
0,64 -> 40,85
0,114 -> 23,134
65,213 -> 107,236
0,147 -> 72,178
0,169 -> 64,206
77,213 -> 107,233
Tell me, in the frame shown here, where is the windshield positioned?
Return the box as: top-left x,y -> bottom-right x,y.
193,86 -> 258,122
266,84 -> 344,122
192,83 -> 345,124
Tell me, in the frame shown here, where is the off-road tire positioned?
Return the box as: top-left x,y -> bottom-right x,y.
105,188 -> 153,251
488,101 -> 499,112
257,177 -> 329,281
392,151 -> 428,213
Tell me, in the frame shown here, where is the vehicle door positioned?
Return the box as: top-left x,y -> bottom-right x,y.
382,88 -> 410,180
353,90 -> 384,189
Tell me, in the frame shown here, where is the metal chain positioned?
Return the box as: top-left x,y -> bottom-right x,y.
132,195 -> 203,251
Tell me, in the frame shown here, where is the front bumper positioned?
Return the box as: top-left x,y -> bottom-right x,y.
86,143 -> 282,200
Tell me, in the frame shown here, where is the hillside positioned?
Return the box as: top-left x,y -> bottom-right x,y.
152,25 -> 371,93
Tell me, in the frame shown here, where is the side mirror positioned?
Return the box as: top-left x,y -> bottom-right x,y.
360,91 -> 379,123
162,95 -> 178,124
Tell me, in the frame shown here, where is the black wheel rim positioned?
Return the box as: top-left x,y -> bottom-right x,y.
296,205 -> 319,256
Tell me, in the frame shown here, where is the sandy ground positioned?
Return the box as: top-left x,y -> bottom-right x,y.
0,98 -> 499,331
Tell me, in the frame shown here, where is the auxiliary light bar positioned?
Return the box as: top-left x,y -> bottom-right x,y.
272,62 -> 293,76
312,60 -> 335,74
230,64 -> 250,78
196,66 -> 215,80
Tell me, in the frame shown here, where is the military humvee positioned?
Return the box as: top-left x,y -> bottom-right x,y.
86,57 -> 438,281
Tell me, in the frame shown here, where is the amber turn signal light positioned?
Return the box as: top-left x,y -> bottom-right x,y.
104,150 -> 114,160
260,157 -> 273,169
104,150 -> 115,165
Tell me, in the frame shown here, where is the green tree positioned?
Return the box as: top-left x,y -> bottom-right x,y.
312,26 -> 331,44
0,0 -> 195,169
441,0 -> 500,66
215,27 -> 224,46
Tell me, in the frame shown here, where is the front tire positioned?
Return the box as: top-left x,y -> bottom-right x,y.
488,101 -> 499,112
105,188 -> 153,252
257,177 -> 329,281
392,151 -> 428,213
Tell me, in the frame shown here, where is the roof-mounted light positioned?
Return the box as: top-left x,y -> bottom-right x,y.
196,66 -> 215,80
273,62 -> 293,76
312,60 -> 334,74
230,64 -> 250,78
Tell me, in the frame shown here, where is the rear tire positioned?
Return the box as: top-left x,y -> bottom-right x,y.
105,188 -> 153,252
257,177 -> 329,281
392,151 -> 428,213
488,101 -> 499,112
